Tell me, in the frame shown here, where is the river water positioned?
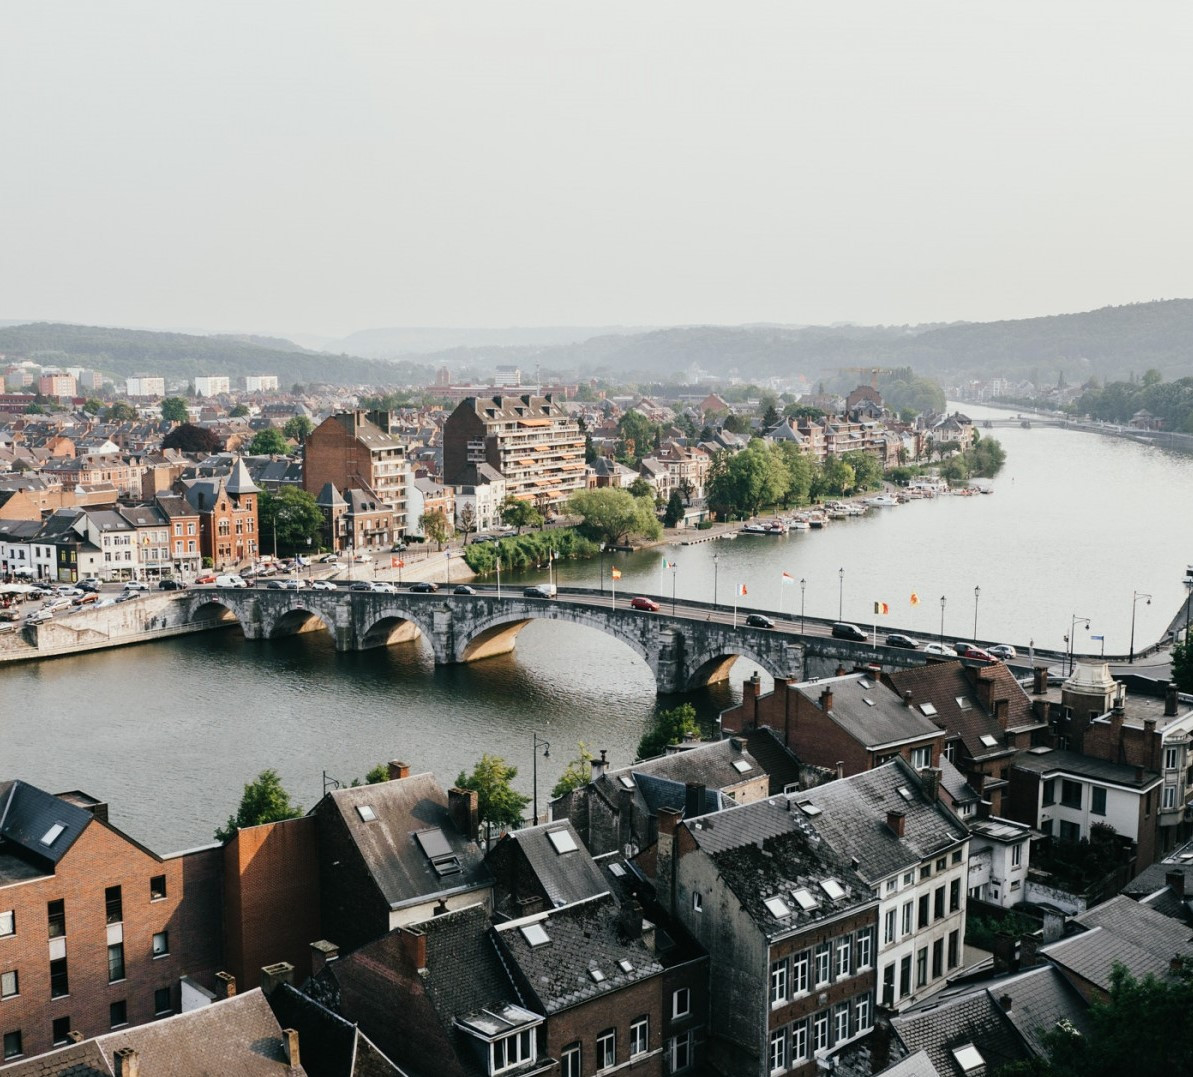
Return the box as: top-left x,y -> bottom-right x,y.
4,402 -> 1192,851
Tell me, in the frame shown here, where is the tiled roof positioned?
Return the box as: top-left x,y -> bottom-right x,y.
795,759 -> 968,883
606,738 -> 763,791
1122,859 -> 1193,897
937,757 -> 980,807
892,989 -> 1029,1077
496,821 -> 609,909
494,895 -> 664,1013
0,1041 -> 109,1076
988,964 -> 1091,1056
793,674 -> 942,750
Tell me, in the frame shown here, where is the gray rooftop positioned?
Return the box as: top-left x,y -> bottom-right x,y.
794,673 -> 943,750
496,821 -> 609,909
0,780 -> 95,881
1011,748 -> 1160,789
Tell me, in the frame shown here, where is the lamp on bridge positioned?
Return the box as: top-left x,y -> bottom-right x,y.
713,551 -> 719,610
491,538 -> 502,598
1066,614 -> 1091,676
671,561 -> 678,615
599,543 -> 606,595
532,733 -> 550,825
800,577 -> 806,633
838,567 -> 844,621
1129,590 -> 1152,664
939,595 -> 946,645
973,585 -> 981,641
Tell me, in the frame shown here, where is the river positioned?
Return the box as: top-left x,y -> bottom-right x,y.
5,401 -> 1192,851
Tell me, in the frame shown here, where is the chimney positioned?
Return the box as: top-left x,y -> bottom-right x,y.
995,700 -> 1009,729
1020,934 -> 1040,969
870,1010 -> 894,1072
400,926 -> 427,971
656,807 -> 683,914
590,749 -> 609,781
1166,870 -> 1186,898
309,940 -> 338,977
617,900 -> 644,942
976,799 -> 992,820
67,1030 -> 84,1043
1144,718 -> 1157,735
998,994 -> 1013,1012
260,962 -> 294,996
114,1048 -> 140,1077
991,933 -> 1017,973
86,801 -> 109,823
975,667 -> 995,711
517,895 -> 545,917
684,782 -> 706,820
920,767 -> 940,802
388,759 -> 410,781
1041,909 -> 1065,944
448,786 -> 480,842
640,917 -> 657,953
1165,681 -> 1180,718
1033,666 -> 1049,695
215,970 -> 237,999
282,1028 -> 300,1069
903,691 -> 913,708
885,810 -> 905,837
819,686 -> 834,712
1135,765 -> 1145,782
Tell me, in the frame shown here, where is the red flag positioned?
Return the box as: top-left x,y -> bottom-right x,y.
611,567 -> 622,580
737,584 -> 748,597
391,557 -> 404,568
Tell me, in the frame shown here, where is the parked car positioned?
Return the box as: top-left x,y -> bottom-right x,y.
453,585 -> 477,595
195,573 -> 217,585
409,581 -> 439,593
831,622 -> 867,642
523,585 -> 555,599
55,587 -> 85,598
71,593 -> 99,606
350,581 -> 377,592
372,582 -> 398,594
158,579 -> 185,591
952,641 -> 976,655
122,581 -> 150,592
630,596 -> 660,612
988,644 -> 1018,660
214,574 -> 248,588
79,578 -> 102,592
957,643 -> 999,661
391,542 -> 407,552
885,633 -> 920,650
921,642 -> 954,656
746,613 -> 775,629
318,554 -> 342,564
310,579 -> 337,590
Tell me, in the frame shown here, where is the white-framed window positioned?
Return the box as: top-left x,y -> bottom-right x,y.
491,1028 -> 534,1074
769,1028 -> 787,1073
561,1043 -> 581,1077
0,970 -> 16,999
152,931 -> 169,957
910,745 -> 931,770
1163,785 -> 1177,809
692,892 -> 703,913
596,1028 -> 616,1071
836,938 -> 851,978
856,994 -> 872,1032
834,1002 -> 850,1043
667,1031 -> 693,1073
884,908 -> 896,943
791,1020 -> 808,1062
672,987 -> 690,1019
813,1012 -> 829,1051
815,944 -> 831,985
1165,747 -> 1179,770
792,951 -> 808,994
901,901 -> 912,934
1012,843 -> 1023,867
0,911 -> 12,937
630,1016 -> 648,1058
857,929 -> 873,969
770,959 -> 788,1005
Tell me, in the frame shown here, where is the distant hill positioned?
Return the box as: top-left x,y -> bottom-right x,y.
0,322 -> 433,387
330,324 -> 653,358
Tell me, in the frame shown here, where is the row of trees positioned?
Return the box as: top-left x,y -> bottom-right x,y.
1074,372 -> 1193,433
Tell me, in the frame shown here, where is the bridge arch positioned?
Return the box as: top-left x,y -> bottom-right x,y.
189,597 -> 247,634
265,604 -> 337,640
358,603 -> 439,654
681,634 -> 799,691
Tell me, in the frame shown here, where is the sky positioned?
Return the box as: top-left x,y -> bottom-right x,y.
4,1 -> 1193,340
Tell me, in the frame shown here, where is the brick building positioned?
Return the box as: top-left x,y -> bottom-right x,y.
178,458 -> 261,568
0,782 -> 222,1063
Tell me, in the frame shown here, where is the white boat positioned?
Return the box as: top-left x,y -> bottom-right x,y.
866,495 -> 899,507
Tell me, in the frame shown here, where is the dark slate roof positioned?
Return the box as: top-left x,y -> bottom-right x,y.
995,965 -> 1092,1056
318,774 -> 489,911
633,773 -> 725,819
793,759 -> 969,884
598,738 -> 763,795
872,1052 -> 940,1077
496,821 -> 609,909
741,727 -> 805,795
0,780 -> 94,873
1121,848 -> 1193,897
0,1041 -> 109,1076
315,481 -> 347,508
224,457 -> 262,495
937,758 -> 980,808
494,895 -> 664,1013
892,989 -> 1029,1077
1011,748 -> 1160,789
793,674 -> 942,750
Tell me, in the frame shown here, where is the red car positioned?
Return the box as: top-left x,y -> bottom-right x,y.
958,644 -> 999,662
195,573 -> 217,585
630,596 -> 660,612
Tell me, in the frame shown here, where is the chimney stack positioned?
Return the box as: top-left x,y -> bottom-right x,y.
995,700 -> 1009,729
1033,666 -> 1048,695
282,1028 -> 300,1070
114,1048 -> 140,1077
656,807 -> 683,915
1165,681 -> 1180,718
309,940 -> 339,977
920,768 -> 940,802
684,782 -> 706,820
67,1030 -> 84,1043
819,686 -> 834,712
448,786 -> 480,842
388,760 -> 411,781
590,749 -> 609,781
1166,870 -> 1186,898
998,994 -> 1012,1012
885,810 -> 905,837
617,900 -> 644,942
215,970 -> 237,999
903,691 -> 913,708
400,926 -> 427,971
260,962 -> 294,996
1041,909 -> 1065,944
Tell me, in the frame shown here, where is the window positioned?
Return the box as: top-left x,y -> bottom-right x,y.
916,947 -> 928,987
492,1028 -> 534,1073
1091,788 -> 1107,816
1043,779 -> 1056,806
901,901 -> 913,935
1059,820 -> 1081,843
50,957 -> 69,998
836,938 -> 851,978
935,857 -> 947,871
920,864 -> 931,880
950,878 -> 961,912
834,1002 -> 850,1043
918,894 -> 930,929
692,892 -> 703,913
1012,843 -> 1023,867
857,928 -> 873,968
910,746 -> 931,770
886,878 -> 897,893
47,900 -> 65,939
152,931 -> 169,958
932,938 -> 944,979
813,1011 -> 829,1051
596,1028 -> 616,1071
110,1000 -> 128,1029
672,987 -> 690,1019
667,1031 -> 693,1073
792,951 -> 809,994
108,942 -> 125,983
899,955 -> 911,999
3,1030 -> 21,1060
105,885 -> 123,924
769,1028 -> 787,1073
0,971 -> 16,999
815,944 -> 831,985
791,1019 -> 808,1062
1166,747 -> 1179,770
948,929 -> 960,970
1060,779 -> 1082,808
856,994 -> 872,1032
154,986 -> 172,1015
884,908 -> 896,944
934,885 -> 945,920
630,1016 -> 648,1057
52,1017 -> 70,1046
770,959 -> 788,1005
0,911 -> 12,937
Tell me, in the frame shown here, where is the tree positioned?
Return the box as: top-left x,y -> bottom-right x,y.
722,412 -> 750,435
458,502 -> 476,540
456,754 -> 530,842
162,422 -> 222,453
229,403 -> 250,417
249,427 -> 289,455
663,490 -> 685,527
350,763 -> 391,786
841,450 -> 883,491
283,415 -> 314,442
499,497 -> 543,534
105,401 -> 137,422
1172,637 -> 1193,693
551,743 -> 593,799
214,769 -> 302,842
259,487 -> 324,554
82,397 -> 104,415
617,410 -> 658,467
420,508 -> 453,550
23,402 -> 44,414
627,477 -> 654,500
677,477 -> 695,505
568,488 -> 662,545
637,703 -> 700,760
161,396 -> 189,423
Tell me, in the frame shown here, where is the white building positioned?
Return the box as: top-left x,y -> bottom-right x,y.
965,816 -> 1035,908
193,375 -> 231,397
241,375 -> 279,392
125,375 -> 165,397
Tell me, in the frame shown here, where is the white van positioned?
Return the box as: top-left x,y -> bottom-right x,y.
215,574 -> 248,588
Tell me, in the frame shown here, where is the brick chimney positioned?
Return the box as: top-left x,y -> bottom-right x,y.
819,686 -> 834,712
448,786 -> 479,842
114,1048 -> 140,1077
260,962 -> 294,996
66,1030 -> 84,1043
684,782 -> 706,820
656,807 -> 683,914
995,699 -> 1009,729
1041,909 -> 1065,944
1165,681 -> 1180,718
388,760 -> 411,781
975,667 -> 996,711
903,691 -> 913,708
885,810 -> 905,837
590,749 -> 609,781
617,899 -> 644,942
1166,870 -> 1186,898
998,994 -> 1012,1012
1033,666 -> 1049,695
400,926 -> 427,971
919,768 -> 940,802
282,1028 -> 300,1070
215,970 -> 237,999
309,940 -> 339,977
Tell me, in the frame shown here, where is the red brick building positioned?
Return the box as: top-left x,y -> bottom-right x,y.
178,458 -> 261,568
303,411 -> 409,534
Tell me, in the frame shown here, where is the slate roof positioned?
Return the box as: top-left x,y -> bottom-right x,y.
994,965 -> 1092,1055
741,726 -> 806,795
937,757 -> 981,810
494,894 -> 664,1012
872,1052 -> 941,1077
0,780 -> 94,877
318,774 -> 489,911
494,821 -> 609,909
0,1041 -> 109,1076
314,481 -> 348,508
598,738 -> 763,796
1011,748 -> 1161,789
892,989 -> 1030,1077
224,456 -> 261,495
632,773 -> 726,818
793,674 -> 942,750
1042,894 -> 1193,991
793,759 -> 969,883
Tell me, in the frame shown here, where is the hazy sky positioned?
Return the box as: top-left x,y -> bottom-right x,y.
4,2 -> 1193,338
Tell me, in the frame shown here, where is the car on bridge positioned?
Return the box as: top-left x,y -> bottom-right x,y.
988,644 -> 1017,660
453,585 -> 477,595
409,581 -> 439,593
373,582 -> 398,594
959,645 -> 999,662
831,622 -> 867,642
158,579 -> 185,591
523,585 -> 555,599
630,596 -> 660,612
350,581 -> 379,592
310,580 -> 337,590
122,581 -> 150,593
921,642 -> 953,656
745,613 -> 774,628
885,633 -> 920,650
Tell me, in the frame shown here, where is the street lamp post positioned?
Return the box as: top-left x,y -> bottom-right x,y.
838,567 -> 844,621
939,595 -> 947,645
492,540 -> 502,598
532,733 -> 550,825
800,577 -> 807,633
973,585 -> 981,641
1067,614 -> 1091,676
1129,590 -> 1152,664
713,552 -> 719,610
599,544 -> 606,595
671,562 -> 678,615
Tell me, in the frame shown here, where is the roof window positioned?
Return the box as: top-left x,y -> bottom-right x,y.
520,923 -> 550,947
952,1044 -> 985,1073
588,967 -> 606,983
547,829 -> 578,855
609,863 -> 626,877
792,888 -> 818,910
919,702 -> 938,716
956,697 -> 972,711
618,775 -> 635,789
764,895 -> 792,918
821,879 -> 846,900
356,804 -> 377,822
618,958 -> 633,973
979,734 -> 1000,748
797,801 -> 822,816
897,786 -> 913,800
41,823 -> 66,847
732,759 -> 751,773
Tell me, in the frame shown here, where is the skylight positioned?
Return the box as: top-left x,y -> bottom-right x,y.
547,829 -> 578,854
415,828 -> 453,859
618,775 -> 635,789
798,802 -> 822,816
858,678 -> 873,689
732,759 -> 751,773
979,734 -> 1000,748
792,888 -> 817,910
764,895 -> 792,918
520,923 -> 550,947
956,697 -> 972,710
821,879 -> 845,900
919,702 -> 938,716
863,698 -> 875,706
40,823 -> 66,847
588,967 -> 606,983
618,958 -> 634,973
897,786 -> 913,800
356,804 -> 377,822
609,862 -> 626,877
952,1044 -> 985,1073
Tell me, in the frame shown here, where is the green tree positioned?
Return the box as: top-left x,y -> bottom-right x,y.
162,423 -> 222,453
420,508 -> 453,550
500,497 -> 543,534
249,427 -> 289,455
1172,637 -> 1193,693
283,415 -> 314,442
82,397 -> 104,415
637,704 -> 700,760
23,402 -> 45,415
551,743 -> 593,799
215,769 -> 303,842
229,403 -> 250,417
841,450 -> 883,491
105,401 -> 137,422
663,490 -> 685,527
617,410 -> 658,467
456,754 -> 530,841
722,412 -> 750,435
568,488 -> 662,545
365,763 -> 391,784
259,487 -> 324,554
161,396 -> 189,423
627,477 -> 654,500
